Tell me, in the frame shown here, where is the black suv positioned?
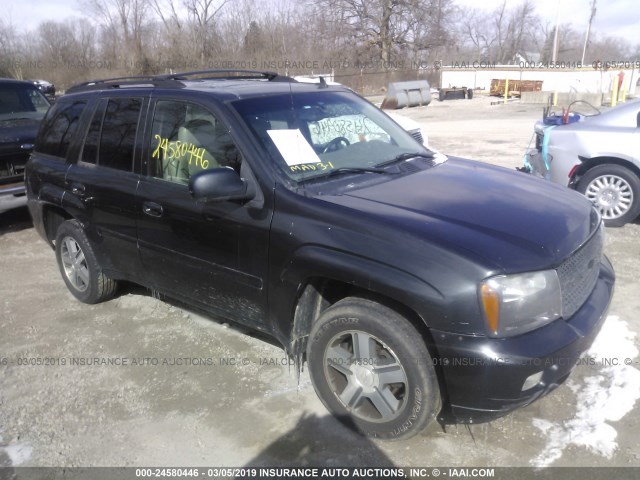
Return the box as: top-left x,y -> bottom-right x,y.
26,70 -> 614,439
1,78 -> 50,213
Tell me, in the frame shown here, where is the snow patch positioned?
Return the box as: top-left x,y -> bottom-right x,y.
264,380 -> 313,397
531,316 -> 640,467
2,442 -> 33,466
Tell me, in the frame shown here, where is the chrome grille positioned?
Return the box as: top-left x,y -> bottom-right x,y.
557,225 -> 603,319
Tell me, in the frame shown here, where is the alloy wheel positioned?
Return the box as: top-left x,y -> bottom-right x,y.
323,330 -> 409,423
60,236 -> 90,292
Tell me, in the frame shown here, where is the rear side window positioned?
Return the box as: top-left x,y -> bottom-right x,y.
36,100 -> 87,158
98,98 -> 142,171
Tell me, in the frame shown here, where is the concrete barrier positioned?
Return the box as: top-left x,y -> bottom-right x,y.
520,91 -> 603,106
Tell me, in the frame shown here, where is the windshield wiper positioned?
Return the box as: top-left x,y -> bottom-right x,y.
330,167 -> 394,175
376,151 -> 435,167
302,166 -> 398,182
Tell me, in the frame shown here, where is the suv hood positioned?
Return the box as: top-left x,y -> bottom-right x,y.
322,158 -> 598,272
0,121 -> 40,148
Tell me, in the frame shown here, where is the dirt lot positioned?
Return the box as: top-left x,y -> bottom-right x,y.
1,95 -> 639,470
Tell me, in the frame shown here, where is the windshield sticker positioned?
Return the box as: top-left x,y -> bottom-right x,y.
267,129 -> 321,166
310,115 -> 387,145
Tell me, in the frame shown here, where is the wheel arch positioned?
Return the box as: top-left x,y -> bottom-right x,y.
53,217 -> 119,304
42,204 -> 73,247
282,246 -> 446,375
572,156 -> 640,187
291,277 -> 438,337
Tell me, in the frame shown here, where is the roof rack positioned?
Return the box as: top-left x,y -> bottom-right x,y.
158,69 -> 294,82
66,69 -> 295,93
66,75 -> 183,94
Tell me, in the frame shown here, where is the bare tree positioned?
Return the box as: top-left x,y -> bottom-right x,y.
462,9 -> 494,60
540,24 -> 589,62
148,0 -> 188,69
34,20 -> 97,85
307,0 -> 452,66
0,0 -> 638,92
462,0 -> 539,64
0,19 -> 19,77
216,0 -> 314,68
588,32 -> 633,63
82,0 -> 150,72
409,0 -> 455,59
183,0 -> 230,61
39,21 -> 78,66
151,0 -> 183,30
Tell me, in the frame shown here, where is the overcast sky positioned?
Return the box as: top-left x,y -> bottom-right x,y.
4,0 -> 639,46
457,0 -> 639,44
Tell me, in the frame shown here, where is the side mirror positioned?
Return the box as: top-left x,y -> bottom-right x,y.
189,168 -> 254,203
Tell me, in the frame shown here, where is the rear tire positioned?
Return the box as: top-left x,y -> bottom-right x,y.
307,297 -> 441,440
55,219 -> 118,304
577,164 -> 640,227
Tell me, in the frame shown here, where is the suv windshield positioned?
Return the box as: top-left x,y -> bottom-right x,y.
0,82 -> 50,123
232,91 -> 431,181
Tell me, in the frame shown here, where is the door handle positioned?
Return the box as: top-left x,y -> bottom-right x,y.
69,183 -> 94,204
143,201 -> 164,217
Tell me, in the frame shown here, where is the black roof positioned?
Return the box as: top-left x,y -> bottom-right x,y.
64,69 -> 345,100
0,78 -> 41,86
66,70 -> 288,92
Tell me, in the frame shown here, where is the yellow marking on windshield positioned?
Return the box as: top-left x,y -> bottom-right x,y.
290,161 -> 335,172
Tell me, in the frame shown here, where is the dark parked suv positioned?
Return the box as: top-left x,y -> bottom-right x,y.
26,70 -> 614,439
1,78 -> 50,213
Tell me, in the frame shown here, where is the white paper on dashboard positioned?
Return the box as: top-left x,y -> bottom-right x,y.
267,129 -> 321,166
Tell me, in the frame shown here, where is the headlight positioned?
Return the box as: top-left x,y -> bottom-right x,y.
479,270 -> 562,338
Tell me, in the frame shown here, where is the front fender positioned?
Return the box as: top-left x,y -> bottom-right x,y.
280,244 -> 446,328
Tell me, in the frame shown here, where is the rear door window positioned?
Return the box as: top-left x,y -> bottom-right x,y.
98,98 -> 142,171
80,99 -> 108,165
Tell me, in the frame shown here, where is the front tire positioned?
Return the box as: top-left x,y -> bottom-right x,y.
577,164 -> 640,227
307,297 -> 441,440
54,220 -> 118,304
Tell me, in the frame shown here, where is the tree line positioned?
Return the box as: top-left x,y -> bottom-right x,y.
0,0 -> 637,93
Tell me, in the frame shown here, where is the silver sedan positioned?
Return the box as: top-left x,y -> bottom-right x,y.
525,99 -> 640,226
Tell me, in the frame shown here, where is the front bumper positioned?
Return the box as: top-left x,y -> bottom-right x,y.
433,255 -> 615,424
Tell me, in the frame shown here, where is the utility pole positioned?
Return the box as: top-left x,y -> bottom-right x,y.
581,0 -> 597,65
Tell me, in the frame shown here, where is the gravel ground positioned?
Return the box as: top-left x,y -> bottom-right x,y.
0,95 -> 639,470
